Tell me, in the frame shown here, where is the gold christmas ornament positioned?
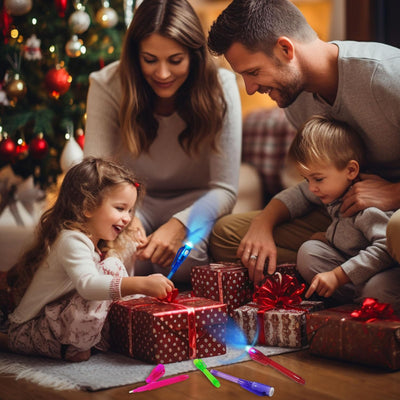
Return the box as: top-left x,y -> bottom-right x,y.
96,1 -> 118,28
5,73 -> 27,104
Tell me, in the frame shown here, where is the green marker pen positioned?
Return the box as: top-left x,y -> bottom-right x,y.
193,359 -> 220,388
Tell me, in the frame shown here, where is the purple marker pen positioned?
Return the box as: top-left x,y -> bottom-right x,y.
210,369 -> 274,397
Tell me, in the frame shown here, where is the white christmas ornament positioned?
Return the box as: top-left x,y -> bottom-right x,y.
60,135 -> 84,172
65,35 -> 83,58
69,9 -> 91,34
4,0 -> 33,16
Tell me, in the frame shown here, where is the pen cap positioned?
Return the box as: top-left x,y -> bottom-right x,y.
146,364 -> 165,383
241,380 -> 274,397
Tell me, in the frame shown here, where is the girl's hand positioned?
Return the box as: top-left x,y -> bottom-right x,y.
136,218 -> 186,267
121,274 -> 175,299
141,274 -> 175,299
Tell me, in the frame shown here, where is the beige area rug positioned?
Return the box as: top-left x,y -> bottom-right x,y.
0,345 -> 302,391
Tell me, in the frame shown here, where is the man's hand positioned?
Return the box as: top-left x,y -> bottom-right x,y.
237,199 -> 291,285
341,173 -> 399,217
237,216 -> 277,285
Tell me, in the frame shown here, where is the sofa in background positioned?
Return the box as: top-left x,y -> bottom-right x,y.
233,107 -> 297,214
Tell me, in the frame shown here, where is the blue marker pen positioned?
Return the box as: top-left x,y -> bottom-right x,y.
167,242 -> 193,279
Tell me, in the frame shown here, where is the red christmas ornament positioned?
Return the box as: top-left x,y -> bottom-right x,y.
45,66 -> 71,97
29,133 -> 49,160
55,0 -> 68,17
0,135 -> 16,162
75,128 -> 85,150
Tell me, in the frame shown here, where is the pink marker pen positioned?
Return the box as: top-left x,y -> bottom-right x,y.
146,364 -> 165,383
129,374 -> 189,393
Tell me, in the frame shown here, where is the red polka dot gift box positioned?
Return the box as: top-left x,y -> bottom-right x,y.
108,293 -> 227,364
190,263 -> 254,317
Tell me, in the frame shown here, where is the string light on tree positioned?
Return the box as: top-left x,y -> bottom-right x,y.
15,136 -> 29,159
123,0 -> 136,28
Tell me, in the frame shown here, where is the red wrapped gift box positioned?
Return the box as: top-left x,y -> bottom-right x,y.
233,272 -> 323,348
108,294 -> 227,364
190,263 -> 253,316
307,299 -> 400,370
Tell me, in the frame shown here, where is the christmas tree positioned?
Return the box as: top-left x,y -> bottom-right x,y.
0,0 -> 135,188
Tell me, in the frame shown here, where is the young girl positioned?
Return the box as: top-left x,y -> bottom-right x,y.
4,157 -> 174,362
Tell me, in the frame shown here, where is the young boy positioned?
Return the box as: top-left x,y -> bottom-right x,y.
266,116 -> 396,307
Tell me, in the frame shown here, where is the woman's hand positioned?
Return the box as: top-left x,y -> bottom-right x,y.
136,218 -> 186,267
341,174 -> 400,217
131,216 -> 148,247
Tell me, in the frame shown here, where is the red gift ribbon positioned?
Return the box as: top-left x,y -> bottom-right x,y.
350,297 -> 400,323
162,289 -> 197,359
252,273 -> 305,344
209,264 -> 253,311
116,290 -> 199,360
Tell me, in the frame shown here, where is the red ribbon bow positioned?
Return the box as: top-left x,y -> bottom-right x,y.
162,287 -> 179,303
253,272 -> 306,311
350,297 -> 400,322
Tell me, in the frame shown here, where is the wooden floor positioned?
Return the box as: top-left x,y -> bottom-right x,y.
1,349 -> 399,400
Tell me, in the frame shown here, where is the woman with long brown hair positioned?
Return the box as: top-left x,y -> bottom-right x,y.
84,0 -> 242,282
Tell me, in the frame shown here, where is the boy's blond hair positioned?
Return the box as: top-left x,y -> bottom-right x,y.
288,115 -> 366,171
